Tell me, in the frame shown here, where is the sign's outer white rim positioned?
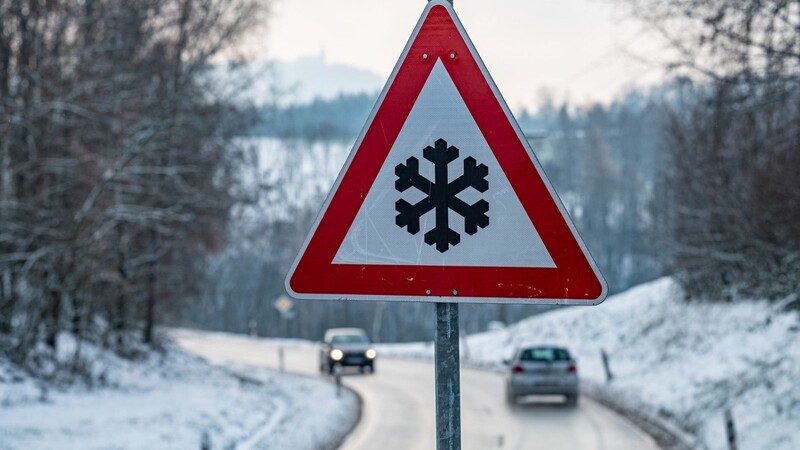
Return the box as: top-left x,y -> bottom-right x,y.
284,0 -> 609,305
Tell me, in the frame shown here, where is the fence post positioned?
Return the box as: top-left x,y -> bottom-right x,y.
334,363 -> 343,397
601,349 -> 613,383
725,409 -> 737,450
200,431 -> 211,450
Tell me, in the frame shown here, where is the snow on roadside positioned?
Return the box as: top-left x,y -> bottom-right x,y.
380,278 -> 800,450
168,330 -> 359,450
0,333 -> 356,450
227,364 -> 358,450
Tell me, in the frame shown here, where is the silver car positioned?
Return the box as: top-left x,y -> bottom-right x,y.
319,328 -> 377,374
504,346 -> 579,406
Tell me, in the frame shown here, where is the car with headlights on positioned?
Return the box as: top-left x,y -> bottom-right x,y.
504,345 -> 578,406
319,328 -> 377,374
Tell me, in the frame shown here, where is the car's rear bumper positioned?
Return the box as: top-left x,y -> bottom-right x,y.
509,377 -> 578,396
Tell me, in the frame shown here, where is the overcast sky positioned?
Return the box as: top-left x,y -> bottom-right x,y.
240,0 -> 665,110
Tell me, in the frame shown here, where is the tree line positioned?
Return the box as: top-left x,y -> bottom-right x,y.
633,0 -> 800,300
185,0 -> 799,344
0,0 -> 268,370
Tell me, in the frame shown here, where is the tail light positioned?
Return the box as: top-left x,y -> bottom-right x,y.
567,364 -> 577,374
512,365 -> 524,374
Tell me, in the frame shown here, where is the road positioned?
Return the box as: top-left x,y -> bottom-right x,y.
173,330 -> 659,450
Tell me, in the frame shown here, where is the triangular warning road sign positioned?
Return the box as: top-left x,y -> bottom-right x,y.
285,1 -> 607,305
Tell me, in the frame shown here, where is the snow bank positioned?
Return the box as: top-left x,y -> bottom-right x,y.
0,333 -> 356,450
381,278 -> 800,450
226,364 -> 358,450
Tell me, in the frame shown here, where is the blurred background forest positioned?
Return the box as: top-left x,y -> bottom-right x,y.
183,0 -> 800,342
1,0 -> 798,372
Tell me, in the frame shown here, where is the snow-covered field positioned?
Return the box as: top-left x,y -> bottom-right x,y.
0,334 -> 357,450
380,278 -> 800,450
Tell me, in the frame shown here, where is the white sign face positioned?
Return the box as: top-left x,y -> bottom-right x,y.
333,60 -> 555,269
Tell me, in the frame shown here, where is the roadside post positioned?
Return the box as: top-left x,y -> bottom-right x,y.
285,1 -> 607,448
274,295 -> 294,372
725,409 -> 738,450
601,349 -> 614,383
200,431 -> 211,450
333,363 -> 343,398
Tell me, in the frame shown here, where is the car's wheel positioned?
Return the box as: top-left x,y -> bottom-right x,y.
505,387 -> 517,406
565,394 -> 579,407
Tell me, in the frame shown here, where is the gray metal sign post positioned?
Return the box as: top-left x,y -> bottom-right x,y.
435,302 -> 461,449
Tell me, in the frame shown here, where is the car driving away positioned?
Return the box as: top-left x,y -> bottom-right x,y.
505,345 -> 578,406
319,328 -> 377,374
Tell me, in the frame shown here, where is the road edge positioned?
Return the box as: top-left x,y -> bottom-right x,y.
209,362 -> 365,450
331,377 -> 364,450
580,381 -> 703,450
169,331 -> 364,450
378,352 -> 701,450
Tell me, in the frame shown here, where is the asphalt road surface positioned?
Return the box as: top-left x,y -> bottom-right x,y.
173,330 -> 659,450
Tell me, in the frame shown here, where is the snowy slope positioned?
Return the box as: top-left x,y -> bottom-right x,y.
0,334 -> 357,450
381,278 -> 800,450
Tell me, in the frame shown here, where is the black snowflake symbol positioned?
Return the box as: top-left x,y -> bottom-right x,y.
395,138 -> 489,253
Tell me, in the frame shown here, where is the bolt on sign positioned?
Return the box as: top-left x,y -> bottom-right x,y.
285,1 -> 607,305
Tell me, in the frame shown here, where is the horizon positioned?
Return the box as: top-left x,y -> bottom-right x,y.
235,0 -> 666,110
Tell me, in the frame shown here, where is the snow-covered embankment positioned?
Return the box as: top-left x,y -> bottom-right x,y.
381,278 -> 800,450
0,334 -> 357,450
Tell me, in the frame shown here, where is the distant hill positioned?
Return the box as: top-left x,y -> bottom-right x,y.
238,54 -> 561,140
253,91 -> 378,140
250,91 -> 547,141
239,54 -> 384,107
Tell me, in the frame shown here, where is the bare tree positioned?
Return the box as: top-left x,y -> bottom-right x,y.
628,0 -> 800,299
0,0 -> 270,369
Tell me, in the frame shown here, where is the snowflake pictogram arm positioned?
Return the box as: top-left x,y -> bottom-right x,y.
395,156 -> 435,235
448,155 -> 489,236
395,197 -> 433,235
423,138 -> 459,168
449,156 -> 488,195
449,197 -> 489,235
395,157 -> 432,193
425,222 -> 460,252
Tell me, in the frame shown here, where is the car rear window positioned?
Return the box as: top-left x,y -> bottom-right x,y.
519,348 -> 571,362
331,334 -> 368,344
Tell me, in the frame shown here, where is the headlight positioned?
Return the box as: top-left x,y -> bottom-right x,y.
365,348 -> 377,359
330,349 -> 344,361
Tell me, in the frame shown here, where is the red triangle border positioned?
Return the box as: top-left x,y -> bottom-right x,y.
286,2 -> 607,304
